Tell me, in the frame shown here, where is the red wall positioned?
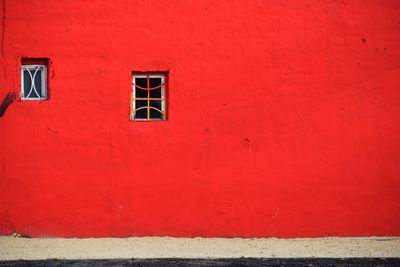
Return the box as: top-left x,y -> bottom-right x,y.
1,0 -> 400,238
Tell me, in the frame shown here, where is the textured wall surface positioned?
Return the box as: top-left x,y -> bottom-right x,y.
0,0 -> 399,238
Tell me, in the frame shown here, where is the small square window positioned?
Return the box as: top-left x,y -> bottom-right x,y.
21,63 -> 47,100
130,73 -> 167,121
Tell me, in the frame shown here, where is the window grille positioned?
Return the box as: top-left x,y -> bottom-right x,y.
131,73 -> 166,120
21,64 -> 47,100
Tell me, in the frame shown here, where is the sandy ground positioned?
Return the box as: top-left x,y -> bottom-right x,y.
0,236 -> 399,260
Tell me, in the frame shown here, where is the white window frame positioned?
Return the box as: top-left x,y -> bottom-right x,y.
131,74 -> 166,121
21,64 -> 47,100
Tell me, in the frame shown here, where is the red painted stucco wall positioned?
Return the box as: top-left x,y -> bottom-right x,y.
0,0 -> 400,238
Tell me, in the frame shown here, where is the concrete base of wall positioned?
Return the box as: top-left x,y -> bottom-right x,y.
0,236 -> 399,260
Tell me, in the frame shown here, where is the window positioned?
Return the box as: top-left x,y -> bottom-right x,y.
131,73 -> 167,120
21,60 -> 48,100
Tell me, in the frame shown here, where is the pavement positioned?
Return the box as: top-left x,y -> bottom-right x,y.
0,236 -> 399,266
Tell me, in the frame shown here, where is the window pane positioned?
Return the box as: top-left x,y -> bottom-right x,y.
135,100 -> 147,109
33,68 -> 43,98
135,77 -> 147,87
23,70 -> 32,98
150,108 -> 163,119
135,77 -> 148,98
150,100 -> 163,119
149,77 -> 161,88
149,88 -> 162,98
23,68 -> 43,98
21,64 -> 47,100
149,78 -> 162,98
149,100 -> 162,110
135,108 -> 147,119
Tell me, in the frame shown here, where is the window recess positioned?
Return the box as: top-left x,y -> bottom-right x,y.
131,73 -> 167,121
21,58 -> 48,100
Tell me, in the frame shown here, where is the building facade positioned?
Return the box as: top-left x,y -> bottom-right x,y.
0,0 -> 400,237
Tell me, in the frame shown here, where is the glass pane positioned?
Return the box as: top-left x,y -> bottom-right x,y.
149,77 -> 162,88
135,100 -> 147,109
33,68 -> 43,98
150,100 -> 163,119
149,100 -> 162,110
150,108 -> 163,119
135,77 -> 148,98
135,108 -> 147,119
23,70 -> 32,98
149,78 -> 162,98
149,88 -> 162,98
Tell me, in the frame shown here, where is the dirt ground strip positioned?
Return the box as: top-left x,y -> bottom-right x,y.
1,258 -> 400,267
0,236 -> 399,260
